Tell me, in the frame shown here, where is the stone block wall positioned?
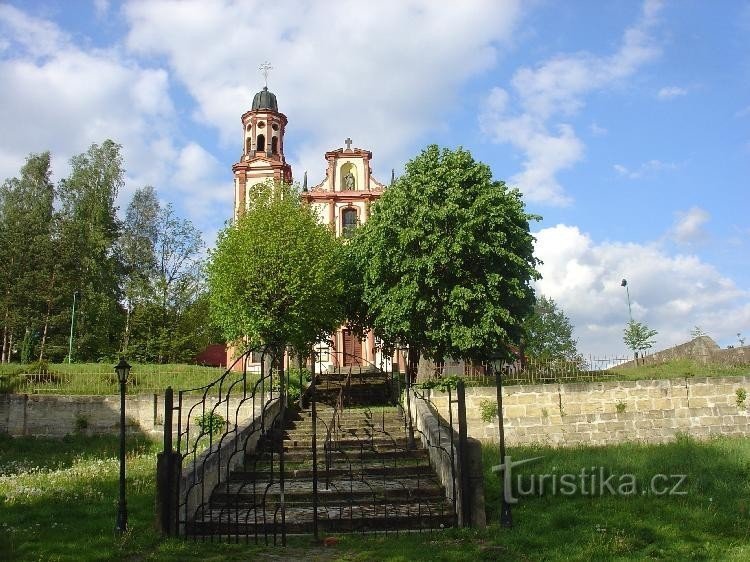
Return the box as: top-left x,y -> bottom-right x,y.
426,376 -> 750,447
0,393 -> 261,439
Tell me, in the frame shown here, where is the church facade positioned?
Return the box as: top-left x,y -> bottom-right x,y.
230,85 -> 391,371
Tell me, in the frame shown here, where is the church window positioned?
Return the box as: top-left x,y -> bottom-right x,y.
272,123 -> 279,131
246,137 -> 252,153
257,134 -> 265,152
342,208 -> 358,238
257,121 -> 265,128
271,136 -> 278,155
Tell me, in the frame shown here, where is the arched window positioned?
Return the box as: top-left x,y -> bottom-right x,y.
342,208 -> 358,238
246,137 -> 252,154
271,136 -> 278,155
257,134 -> 265,152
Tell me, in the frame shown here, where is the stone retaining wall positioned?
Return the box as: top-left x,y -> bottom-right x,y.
426,376 -> 750,446
0,393 -> 260,438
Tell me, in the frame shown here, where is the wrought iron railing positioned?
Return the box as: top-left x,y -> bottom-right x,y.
159,345 -> 462,541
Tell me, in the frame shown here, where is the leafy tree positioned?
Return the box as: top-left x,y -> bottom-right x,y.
119,186 -> 160,353
523,295 -> 582,362
0,152 -> 56,362
350,145 -> 540,374
120,187 -> 207,362
623,320 -> 658,362
207,181 -> 345,355
56,140 -> 125,360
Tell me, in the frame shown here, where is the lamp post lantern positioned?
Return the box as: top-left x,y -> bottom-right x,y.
620,279 -> 633,323
489,351 -> 513,528
115,357 -> 131,534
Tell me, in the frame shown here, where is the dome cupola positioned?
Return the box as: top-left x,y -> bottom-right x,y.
251,86 -> 278,111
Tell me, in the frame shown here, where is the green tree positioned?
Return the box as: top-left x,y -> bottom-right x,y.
0,152 -> 56,363
623,320 -> 658,362
207,181 -> 345,355
120,187 -> 208,362
523,295 -> 582,362
57,140 -> 125,360
350,145 -> 540,373
119,186 -> 160,354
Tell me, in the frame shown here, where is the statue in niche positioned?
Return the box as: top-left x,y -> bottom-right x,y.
343,171 -> 355,190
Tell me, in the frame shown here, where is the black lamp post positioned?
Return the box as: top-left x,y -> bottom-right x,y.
489,351 -> 513,528
621,278 -> 633,323
115,357 -> 131,534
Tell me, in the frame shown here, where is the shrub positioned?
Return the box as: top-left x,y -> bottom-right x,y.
0,374 -> 21,394
616,401 -> 627,414
74,413 -> 90,432
737,388 -> 747,409
195,412 -> 226,435
479,399 -> 498,422
415,375 -> 462,392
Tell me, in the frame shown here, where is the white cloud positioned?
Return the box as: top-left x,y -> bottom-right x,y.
0,4 -> 229,245
612,159 -> 677,179
669,206 -> 710,244
534,224 -> 750,356
590,122 -> 607,136
657,86 -> 687,100
480,0 -> 663,205
94,0 -> 110,19
123,0 -> 525,182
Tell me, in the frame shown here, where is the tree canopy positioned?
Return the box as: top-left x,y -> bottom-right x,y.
522,295 -> 582,362
349,144 -> 540,364
206,181 -> 346,355
623,320 -> 658,359
0,143 -> 217,364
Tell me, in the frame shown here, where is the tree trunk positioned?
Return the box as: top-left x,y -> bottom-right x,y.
407,347 -> 420,385
1,304 -> 9,363
38,271 -> 56,362
122,303 -> 131,354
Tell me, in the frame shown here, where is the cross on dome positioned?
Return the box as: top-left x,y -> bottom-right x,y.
259,61 -> 273,88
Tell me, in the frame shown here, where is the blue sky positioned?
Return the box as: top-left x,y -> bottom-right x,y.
1,0 -> 748,355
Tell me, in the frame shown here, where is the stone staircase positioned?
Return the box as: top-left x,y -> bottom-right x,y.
186,372 -> 455,537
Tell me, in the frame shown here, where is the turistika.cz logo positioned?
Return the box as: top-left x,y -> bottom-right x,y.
492,456 -> 687,503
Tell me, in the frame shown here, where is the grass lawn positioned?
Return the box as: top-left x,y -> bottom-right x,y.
0,362 -> 230,395
1,432 -> 748,561
606,358 -> 750,382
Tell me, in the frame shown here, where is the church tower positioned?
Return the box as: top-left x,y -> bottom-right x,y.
232,78 -> 292,218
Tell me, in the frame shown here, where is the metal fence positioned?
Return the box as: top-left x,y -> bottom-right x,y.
423,353 -> 750,387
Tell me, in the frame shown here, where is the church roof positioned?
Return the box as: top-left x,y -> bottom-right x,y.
251,86 -> 278,111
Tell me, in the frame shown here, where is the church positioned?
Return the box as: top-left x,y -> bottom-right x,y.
230,82 -> 391,372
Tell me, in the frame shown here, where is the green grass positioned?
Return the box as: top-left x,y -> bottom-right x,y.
464,358 -> 750,387
0,362 -> 231,395
607,357 -> 750,381
1,432 -> 748,560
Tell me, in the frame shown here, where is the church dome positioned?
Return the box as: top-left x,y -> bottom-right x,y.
251,87 -> 278,111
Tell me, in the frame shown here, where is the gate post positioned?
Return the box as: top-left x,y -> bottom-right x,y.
456,380 -> 471,527
156,386 -> 181,536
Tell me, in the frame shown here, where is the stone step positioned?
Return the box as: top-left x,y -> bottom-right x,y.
285,422 -> 406,435
281,436 -> 409,449
230,461 -> 434,481
294,409 -> 403,422
187,500 -> 455,535
249,447 -> 428,464
210,476 -> 445,505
